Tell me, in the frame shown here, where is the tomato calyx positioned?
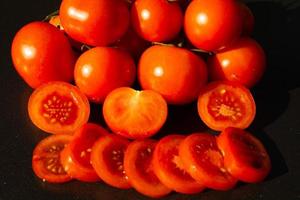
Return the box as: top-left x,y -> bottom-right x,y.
43,10 -> 59,22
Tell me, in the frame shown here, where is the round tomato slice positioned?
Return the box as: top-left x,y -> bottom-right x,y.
124,140 -> 171,198
91,135 -> 131,189
152,135 -> 205,194
179,133 -> 237,190
28,81 -> 90,135
32,134 -> 73,183
60,123 -> 109,182
197,81 -> 256,131
217,127 -> 271,183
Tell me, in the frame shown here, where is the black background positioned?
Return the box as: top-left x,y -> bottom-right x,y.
1,0 -> 300,199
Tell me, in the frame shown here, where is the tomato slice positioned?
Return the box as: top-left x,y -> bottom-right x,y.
32,134 -> 73,183
197,81 -> 256,131
152,135 -> 205,194
60,123 -> 109,182
103,87 -> 168,139
91,135 -> 131,189
28,81 -> 90,135
217,127 -> 271,183
124,140 -> 171,198
179,133 -> 237,190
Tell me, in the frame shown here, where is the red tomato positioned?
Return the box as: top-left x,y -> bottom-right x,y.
131,0 -> 183,42
217,127 -> 271,183
179,133 -> 237,190
184,0 -> 242,51
124,140 -> 171,198
197,81 -> 256,131
239,2 -> 255,36
28,81 -> 90,135
138,45 -> 208,104
103,87 -> 168,139
91,135 -> 131,189
11,22 -> 76,88
208,37 -> 266,88
152,135 -> 205,194
32,134 -> 73,183
59,0 -> 130,46
60,123 -> 109,182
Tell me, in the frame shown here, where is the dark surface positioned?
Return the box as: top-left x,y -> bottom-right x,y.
1,0 -> 300,199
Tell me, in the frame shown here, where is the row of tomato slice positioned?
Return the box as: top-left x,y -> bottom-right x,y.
33,123 -> 271,198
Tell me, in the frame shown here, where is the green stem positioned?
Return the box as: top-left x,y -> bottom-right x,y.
43,10 -> 59,22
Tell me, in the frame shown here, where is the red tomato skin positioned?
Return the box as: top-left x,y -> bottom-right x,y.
11,22 -> 76,88
239,2 -> 255,36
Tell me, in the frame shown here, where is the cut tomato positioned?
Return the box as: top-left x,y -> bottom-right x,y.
217,127 -> 271,183
91,135 -> 131,189
152,135 -> 205,194
179,133 -> 237,190
197,81 -> 256,131
32,134 -> 73,183
28,81 -> 90,135
124,140 -> 171,198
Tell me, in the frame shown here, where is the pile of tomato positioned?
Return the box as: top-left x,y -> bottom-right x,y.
11,0 -> 271,198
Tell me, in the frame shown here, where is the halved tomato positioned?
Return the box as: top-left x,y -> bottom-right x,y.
179,133 -> 237,190
91,135 -> 131,189
28,81 -> 90,134
124,140 -> 171,198
32,134 -> 73,183
197,81 -> 256,131
152,135 -> 205,194
217,127 -> 271,183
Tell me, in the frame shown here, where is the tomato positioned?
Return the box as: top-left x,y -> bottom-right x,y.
11,22 -> 76,88
32,134 -> 73,183
152,135 -> 205,194
184,0 -> 242,51
103,87 -> 167,139
138,45 -> 208,104
74,47 -> 136,103
197,81 -> 256,131
208,37 -> 266,88
217,127 -> 271,183
28,81 -> 90,134
239,2 -> 255,36
59,0 -> 130,46
91,135 -> 131,189
131,0 -> 183,42
124,140 -> 171,198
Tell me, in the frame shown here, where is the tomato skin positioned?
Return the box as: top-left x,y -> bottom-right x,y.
11,22 -> 76,88
138,45 -> 208,105
59,0 -> 130,46
239,2 -> 255,36
208,37 -> 266,88
184,0 -> 242,51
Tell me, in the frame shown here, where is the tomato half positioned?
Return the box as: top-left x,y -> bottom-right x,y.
239,2 -> 255,36
197,81 -> 256,131
152,135 -> 205,194
217,127 -> 271,183
32,134 -> 73,183
28,81 -> 90,134
124,140 -> 171,198
179,133 -> 237,190
103,87 -> 168,139
91,135 -> 131,189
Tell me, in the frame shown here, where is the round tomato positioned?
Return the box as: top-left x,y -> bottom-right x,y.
91,135 -> 131,189
197,81 -> 256,131
208,37 -> 266,88
124,140 -> 171,198
152,135 -> 205,194
239,2 -> 255,36
217,127 -> 271,183
28,81 -> 90,134
11,22 -> 75,88
138,45 -> 208,104
32,134 -> 73,183
74,47 -> 136,103
59,0 -> 130,46
179,133 -> 237,190
184,0 -> 242,51
103,87 -> 168,139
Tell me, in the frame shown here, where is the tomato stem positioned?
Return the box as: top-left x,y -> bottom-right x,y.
43,10 -> 59,22
80,44 -> 92,52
